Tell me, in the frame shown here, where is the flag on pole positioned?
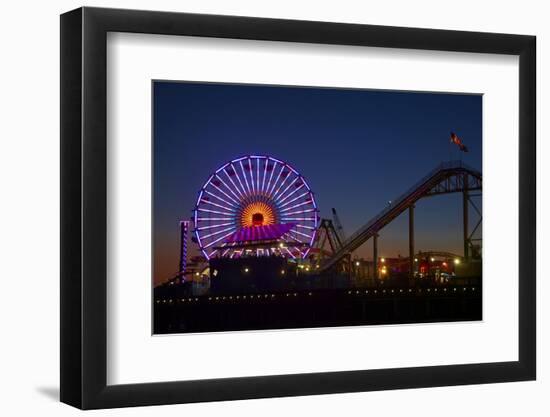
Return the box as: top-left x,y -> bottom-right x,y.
450,132 -> 468,152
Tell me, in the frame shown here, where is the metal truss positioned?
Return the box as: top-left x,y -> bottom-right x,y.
319,161 -> 482,272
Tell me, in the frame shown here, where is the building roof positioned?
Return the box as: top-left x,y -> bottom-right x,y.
225,223 -> 296,244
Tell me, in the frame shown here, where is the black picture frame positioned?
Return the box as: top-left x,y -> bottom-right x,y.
60,6 -> 536,410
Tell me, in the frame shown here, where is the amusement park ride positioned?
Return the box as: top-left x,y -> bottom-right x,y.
192,155 -> 319,261
170,156 -> 481,288
317,160 -> 482,277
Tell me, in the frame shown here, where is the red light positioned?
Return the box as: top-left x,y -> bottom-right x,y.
252,213 -> 264,226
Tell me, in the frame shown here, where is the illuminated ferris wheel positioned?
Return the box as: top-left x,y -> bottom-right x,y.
193,155 -> 319,260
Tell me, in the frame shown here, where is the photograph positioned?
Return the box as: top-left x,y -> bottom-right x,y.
152,81 -> 483,334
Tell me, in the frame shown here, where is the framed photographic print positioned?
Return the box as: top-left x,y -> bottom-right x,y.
61,6 -> 536,409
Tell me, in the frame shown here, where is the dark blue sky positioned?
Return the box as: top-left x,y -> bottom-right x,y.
153,81 -> 482,283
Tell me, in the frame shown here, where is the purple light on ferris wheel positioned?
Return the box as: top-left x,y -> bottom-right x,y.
248,158 -> 255,194
265,160 -> 277,194
225,223 -> 297,243
239,160 -> 251,195
280,200 -> 313,213
274,177 -> 298,200
279,191 -> 309,208
256,158 -> 260,192
278,184 -> 305,205
262,159 -> 269,193
268,164 -> 285,196
192,155 -> 319,260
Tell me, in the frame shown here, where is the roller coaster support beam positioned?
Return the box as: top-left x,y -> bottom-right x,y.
409,205 -> 415,279
373,233 -> 379,280
463,173 -> 469,262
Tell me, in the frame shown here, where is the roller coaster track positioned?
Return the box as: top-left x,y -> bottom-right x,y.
319,161 -> 481,271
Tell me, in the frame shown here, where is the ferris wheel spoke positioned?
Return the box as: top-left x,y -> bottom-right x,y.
200,195 -> 235,213
283,208 -> 316,216
200,225 -> 236,240
214,174 -> 242,202
280,200 -> 313,213
203,229 -> 236,249
292,229 -> 313,240
198,208 -> 234,216
264,160 -> 277,196
309,228 -> 318,244
282,231 -> 304,244
197,222 -> 235,231
239,160 -> 252,195
200,199 -> 236,213
261,158 -> 268,193
296,224 -> 316,230
278,190 -> 310,209
196,217 -> 234,221
209,183 -> 240,206
272,171 -> 293,200
283,239 -> 304,258
204,190 -> 238,209
273,176 -> 298,201
281,217 -> 317,221
282,246 -> 296,259
229,163 -> 248,197
293,246 -> 304,257
222,168 -> 244,199
248,158 -> 255,194
268,163 -> 285,196
277,183 -> 305,205
255,158 -> 260,193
